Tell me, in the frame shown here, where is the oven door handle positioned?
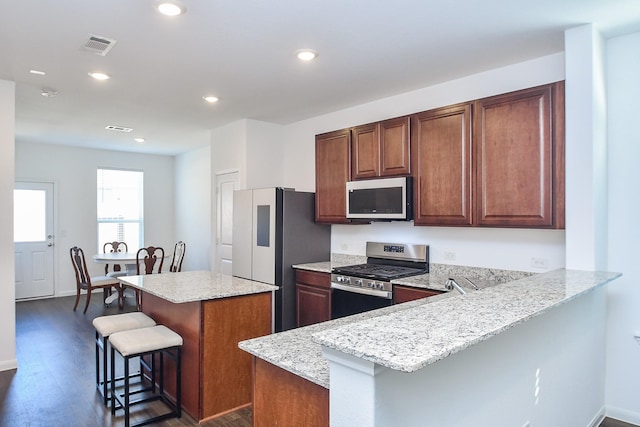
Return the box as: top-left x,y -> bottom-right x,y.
331,282 -> 392,299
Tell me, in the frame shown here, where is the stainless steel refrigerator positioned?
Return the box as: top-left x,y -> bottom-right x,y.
232,187 -> 331,332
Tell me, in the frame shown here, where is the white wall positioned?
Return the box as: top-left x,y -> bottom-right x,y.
0,79 -> 17,371
175,144 -> 211,271
605,30 -> 640,424
15,141 -> 175,297
245,120 -> 284,189
282,53 -> 567,272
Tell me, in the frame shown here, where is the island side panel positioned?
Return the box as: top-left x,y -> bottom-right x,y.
201,292 -> 272,420
141,292 -> 202,420
253,358 -> 329,427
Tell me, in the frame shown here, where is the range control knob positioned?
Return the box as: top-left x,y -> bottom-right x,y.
355,279 -> 363,286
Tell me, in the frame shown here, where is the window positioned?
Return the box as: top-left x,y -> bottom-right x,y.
97,169 -> 143,252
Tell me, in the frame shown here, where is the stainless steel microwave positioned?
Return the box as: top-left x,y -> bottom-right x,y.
346,176 -> 413,220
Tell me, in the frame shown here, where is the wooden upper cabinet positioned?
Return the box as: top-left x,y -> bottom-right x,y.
351,123 -> 379,179
411,103 -> 473,226
474,82 -> 564,228
352,116 -> 410,180
315,129 -> 351,223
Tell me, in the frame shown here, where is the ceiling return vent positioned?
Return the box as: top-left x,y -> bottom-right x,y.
105,125 -> 133,133
82,35 -> 117,56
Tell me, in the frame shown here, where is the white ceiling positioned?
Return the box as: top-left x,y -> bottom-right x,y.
1,0 -> 639,156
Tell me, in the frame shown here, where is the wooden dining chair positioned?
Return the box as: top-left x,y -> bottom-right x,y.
131,246 -> 165,309
70,246 -> 123,314
169,241 -> 186,273
136,246 -> 165,275
103,241 -> 128,278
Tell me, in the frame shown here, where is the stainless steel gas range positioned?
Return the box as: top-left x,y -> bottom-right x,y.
330,242 -> 429,318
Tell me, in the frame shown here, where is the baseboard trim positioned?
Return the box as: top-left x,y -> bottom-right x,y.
590,406 -> 606,427
607,405 -> 640,425
0,358 -> 18,372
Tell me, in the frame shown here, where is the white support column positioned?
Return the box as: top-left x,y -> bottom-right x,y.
323,347 -> 387,427
564,24 -> 608,270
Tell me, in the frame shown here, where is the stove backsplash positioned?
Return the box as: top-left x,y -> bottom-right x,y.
331,253 -> 366,268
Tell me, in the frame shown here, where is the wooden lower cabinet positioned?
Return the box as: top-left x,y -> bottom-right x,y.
393,285 -> 444,304
253,358 -> 329,427
296,270 -> 332,327
141,291 -> 272,422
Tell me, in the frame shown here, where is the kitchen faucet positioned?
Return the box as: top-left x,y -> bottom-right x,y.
445,278 -> 467,295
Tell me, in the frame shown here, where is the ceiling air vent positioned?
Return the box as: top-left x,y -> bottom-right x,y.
105,125 -> 133,133
83,35 -> 117,56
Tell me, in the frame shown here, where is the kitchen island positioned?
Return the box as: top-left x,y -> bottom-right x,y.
119,270 -> 277,423
240,268 -> 621,427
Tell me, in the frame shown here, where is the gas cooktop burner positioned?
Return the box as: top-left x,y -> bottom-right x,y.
332,263 -> 427,280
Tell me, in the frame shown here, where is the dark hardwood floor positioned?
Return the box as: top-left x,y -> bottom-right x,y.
0,294 -> 252,427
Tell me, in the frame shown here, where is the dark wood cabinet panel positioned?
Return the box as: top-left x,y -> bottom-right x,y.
352,116 -> 410,180
352,123 -> 379,179
315,129 -> 351,223
380,116 -> 411,176
253,358 -> 329,427
474,83 -> 564,228
411,103 -> 473,225
296,270 -> 331,328
393,285 -> 444,304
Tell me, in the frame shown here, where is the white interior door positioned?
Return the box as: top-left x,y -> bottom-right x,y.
14,182 -> 55,299
216,171 -> 239,275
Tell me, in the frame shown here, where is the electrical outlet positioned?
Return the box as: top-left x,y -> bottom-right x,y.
444,251 -> 456,261
531,257 -> 549,269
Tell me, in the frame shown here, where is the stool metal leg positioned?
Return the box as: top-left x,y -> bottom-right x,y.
124,355 -> 130,427
110,346 -> 116,415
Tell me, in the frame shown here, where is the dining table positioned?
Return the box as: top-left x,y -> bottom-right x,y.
92,252 -> 145,304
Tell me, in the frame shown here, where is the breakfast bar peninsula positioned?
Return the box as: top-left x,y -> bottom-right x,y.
119,270 -> 277,422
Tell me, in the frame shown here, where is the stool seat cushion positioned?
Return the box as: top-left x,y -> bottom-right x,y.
93,312 -> 156,337
109,325 -> 183,357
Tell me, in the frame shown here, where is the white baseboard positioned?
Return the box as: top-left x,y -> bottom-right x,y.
606,405 -> 640,425
0,358 -> 18,372
589,406 -> 606,427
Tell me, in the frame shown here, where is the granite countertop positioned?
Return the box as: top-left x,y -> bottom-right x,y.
313,269 -> 620,373
239,291 -> 454,388
239,268 -> 620,388
119,270 -> 278,304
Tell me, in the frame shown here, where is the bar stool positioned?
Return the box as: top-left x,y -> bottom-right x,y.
109,325 -> 183,427
92,312 -> 157,406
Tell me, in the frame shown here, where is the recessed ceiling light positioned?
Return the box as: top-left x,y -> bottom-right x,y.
30,69 -> 46,76
89,71 -> 111,81
41,88 -> 58,97
156,1 -> 186,16
296,49 -> 318,61
202,96 -> 219,103
134,137 -> 146,143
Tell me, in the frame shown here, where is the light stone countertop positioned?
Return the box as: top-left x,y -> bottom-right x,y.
238,290 -> 454,388
313,269 -> 621,373
239,268 -> 620,387
118,270 -> 278,304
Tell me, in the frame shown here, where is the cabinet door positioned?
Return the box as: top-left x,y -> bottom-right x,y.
411,103 -> 472,226
296,284 -> 332,327
315,129 -> 351,223
474,83 -> 561,227
393,285 -> 443,304
380,116 -> 411,176
351,123 -> 379,179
